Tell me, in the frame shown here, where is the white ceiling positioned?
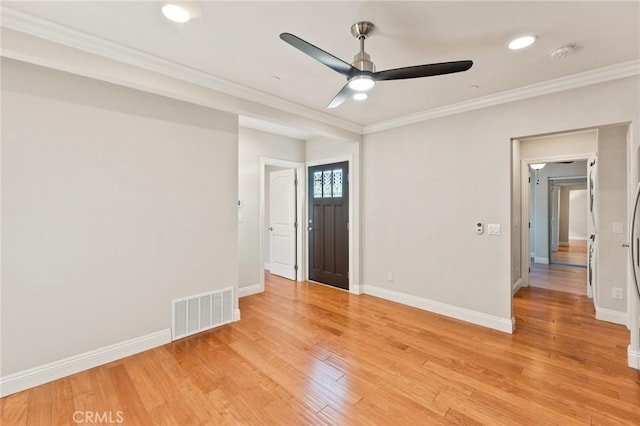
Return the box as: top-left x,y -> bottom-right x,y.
4,1 -> 639,128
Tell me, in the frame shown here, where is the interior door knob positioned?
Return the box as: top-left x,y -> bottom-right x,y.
308,226 -> 313,231
268,227 -> 273,231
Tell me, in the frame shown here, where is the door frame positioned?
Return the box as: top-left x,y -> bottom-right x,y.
259,157 -> 305,292
519,153 -> 594,290
306,155 -> 361,294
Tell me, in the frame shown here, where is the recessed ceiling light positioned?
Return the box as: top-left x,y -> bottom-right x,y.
530,163 -> 546,170
508,35 -> 537,50
162,4 -> 191,23
353,93 -> 368,101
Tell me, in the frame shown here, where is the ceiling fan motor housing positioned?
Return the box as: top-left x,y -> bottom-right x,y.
352,51 -> 375,73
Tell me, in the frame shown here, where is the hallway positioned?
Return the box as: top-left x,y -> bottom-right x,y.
530,262 -> 587,296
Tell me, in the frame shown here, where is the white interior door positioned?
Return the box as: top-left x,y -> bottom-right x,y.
268,169 -> 296,280
587,155 -> 598,301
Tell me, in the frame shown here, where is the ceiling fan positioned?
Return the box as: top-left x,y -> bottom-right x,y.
280,21 -> 473,109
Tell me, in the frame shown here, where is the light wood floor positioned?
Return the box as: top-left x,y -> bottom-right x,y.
551,239 -> 587,266
2,273 -> 639,425
530,262 -> 588,296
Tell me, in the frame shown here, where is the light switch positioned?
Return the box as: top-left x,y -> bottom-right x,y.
488,224 -> 501,235
612,222 -> 623,234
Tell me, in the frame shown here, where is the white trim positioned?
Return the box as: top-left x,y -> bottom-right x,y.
628,346 -> 640,370
0,329 -> 171,397
362,285 -> 514,333
364,60 -> 640,134
534,257 -> 550,264
595,307 -> 627,326
234,309 -> 241,322
238,284 -> 263,298
0,6 -> 361,135
263,262 -> 271,271
512,278 -> 523,296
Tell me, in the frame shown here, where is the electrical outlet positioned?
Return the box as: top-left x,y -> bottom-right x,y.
387,272 -> 393,282
612,287 -> 623,300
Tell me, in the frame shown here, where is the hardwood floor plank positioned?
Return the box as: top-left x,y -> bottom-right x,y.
2,272 -> 638,425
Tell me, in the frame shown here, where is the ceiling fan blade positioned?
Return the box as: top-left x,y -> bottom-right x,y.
374,60 -> 473,81
280,33 -> 357,77
327,83 -> 355,109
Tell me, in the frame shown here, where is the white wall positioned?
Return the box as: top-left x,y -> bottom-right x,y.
569,189 -> 588,240
596,125 -> 628,313
1,59 -> 239,376
238,127 -> 304,290
363,76 -> 639,330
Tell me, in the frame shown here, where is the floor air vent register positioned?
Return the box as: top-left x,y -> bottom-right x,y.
171,288 -> 234,340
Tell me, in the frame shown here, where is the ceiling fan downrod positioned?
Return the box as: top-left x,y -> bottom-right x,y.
350,21 -> 375,73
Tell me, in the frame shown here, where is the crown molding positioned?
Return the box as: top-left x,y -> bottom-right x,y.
2,6 -> 638,137
0,6 -> 362,135
363,59 -> 640,134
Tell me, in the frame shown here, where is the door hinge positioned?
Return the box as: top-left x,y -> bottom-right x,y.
294,221 -> 298,229
528,177 -> 530,183
528,222 -> 531,229
347,221 -> 349,231
294,264 -> 298,271
529,267 -> 531,273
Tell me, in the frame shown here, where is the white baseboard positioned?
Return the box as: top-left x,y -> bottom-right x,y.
595,307 -> 627,326
512,278 -> 523,296
628,346 -> 640,369
362,285 -> 514,334
559,241 -> 569,247
238,283 -> 263,298
349,284 -> 362,295
264,262 -> 270,271
234,308 -> 241,322
0,329 -> 171,397
534,257 -> 549,264
570,236 -> 588,241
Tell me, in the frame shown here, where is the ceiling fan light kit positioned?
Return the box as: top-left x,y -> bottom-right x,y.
280,21 -> 473,109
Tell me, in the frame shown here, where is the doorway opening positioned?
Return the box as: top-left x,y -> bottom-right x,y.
548,177 -> 588,268
514,129 -> 599,302
260,158 -> 305,290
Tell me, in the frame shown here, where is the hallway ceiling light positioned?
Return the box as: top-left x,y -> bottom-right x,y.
162,4 -> 191,23
353,93 -> 368,101
530,163 -> 546,170
509,35 -> 537,50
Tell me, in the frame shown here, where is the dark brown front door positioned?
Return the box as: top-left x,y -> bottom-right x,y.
308,162 -> 349,289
